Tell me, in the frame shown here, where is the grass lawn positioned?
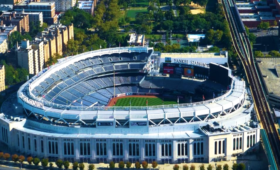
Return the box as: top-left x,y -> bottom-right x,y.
115,97 -> 177,106
126,9 -> 148,19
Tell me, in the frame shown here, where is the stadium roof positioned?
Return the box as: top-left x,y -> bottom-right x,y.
161,52 -> 226,59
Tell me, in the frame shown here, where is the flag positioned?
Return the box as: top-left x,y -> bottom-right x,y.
146,100 -> 148,106
202,95 -> 205,101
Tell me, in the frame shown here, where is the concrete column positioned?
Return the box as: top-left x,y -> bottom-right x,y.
172,140 -> 177,163
75,139 -> 79,161
107,139 -> 112,162
58,138 -> 63,159
43,136 -> 48,158
124,139 -> 129,161
188,139 -> 193,162
140,140 -> 145,161
91,139 -> 96,162
156,141 -> 161,162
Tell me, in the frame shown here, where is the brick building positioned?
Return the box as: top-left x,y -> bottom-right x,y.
0,11 -> 29,33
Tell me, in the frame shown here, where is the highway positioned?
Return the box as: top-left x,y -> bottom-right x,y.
221,0 -> 280,169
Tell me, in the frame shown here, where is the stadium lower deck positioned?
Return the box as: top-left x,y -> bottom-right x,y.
0,47 -> 260,163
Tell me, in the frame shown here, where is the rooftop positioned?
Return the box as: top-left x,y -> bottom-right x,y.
160,52 -> 226,59
257,58 -> 280,97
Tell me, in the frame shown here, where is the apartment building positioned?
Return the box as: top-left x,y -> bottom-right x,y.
14,1 -> 58,24
1,11 -> 29,33
78,0 -> 95,16
17,40 -> 41,75
40,0 -> 76,12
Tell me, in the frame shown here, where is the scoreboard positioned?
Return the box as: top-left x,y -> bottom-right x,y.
161,63 -> 208,77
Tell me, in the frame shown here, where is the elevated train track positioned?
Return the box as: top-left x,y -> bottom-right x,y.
222,0 -> 280,168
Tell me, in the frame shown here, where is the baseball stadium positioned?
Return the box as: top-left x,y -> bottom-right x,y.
0,47 -> 259,163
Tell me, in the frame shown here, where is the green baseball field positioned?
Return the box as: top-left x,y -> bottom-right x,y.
115,97 -> 177,106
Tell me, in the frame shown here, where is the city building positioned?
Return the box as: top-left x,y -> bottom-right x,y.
0,65 -> 5,92
187,34 -> 205,43
0,5 -> 13,12
1,11 -> 29,33
33,23 -> 74,64
0,24 -> 17,54
14,1 -> 58,24
0,37 -> 8,54
26,11 -> 43,27
0,47 -> 260,163
17,40 -> 41,75
128,33 -> 145,46
0,24 -> 18,37
78,0 -> 95,16
236,1 -> 280,27
256,57 -> 280,108
1,0 -> 23,5
40,0 -> 76,12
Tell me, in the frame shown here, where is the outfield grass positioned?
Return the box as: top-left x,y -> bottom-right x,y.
115,97 -> 177,106
126,9 -> 147,19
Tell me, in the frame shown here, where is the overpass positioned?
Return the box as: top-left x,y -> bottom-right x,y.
221,0 -> 280,169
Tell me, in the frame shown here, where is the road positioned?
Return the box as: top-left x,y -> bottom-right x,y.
222,0 -> 280,169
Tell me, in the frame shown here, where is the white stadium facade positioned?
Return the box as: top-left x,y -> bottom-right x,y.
0,47 -> 259,163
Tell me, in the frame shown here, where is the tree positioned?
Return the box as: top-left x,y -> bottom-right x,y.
8,31 -> 21,49
207,165 -> 212,170
12,154 -> 19,163
199,165 -> 205,170
33,157 -> 40,166
4,153 -> 10,160
73,162 -> 79,170
135,161 -> 141,169
216,165 -> 222,170
152,161 -> 158,168
269,50 -> 280,57
41,158 -> 49,168
258,21 -> 270,30
190,165 -> 196,170
232,163 -> 238,170
126,161 -> 132,168
79,163 -> 85,170
56,159 -> 63,169
142,161 -> 148,169
237,163 -> 245,170
89,164 -> 95,170
254,51 -> 263,57
0,152 -> 3,159
109,161 -> 115,169
119,161 -> 125,169
183,165 -> 189,170
27,156 -> 33,165
63,160 -> 70,170
173,164 -> 180,170
18,155 -> 25,163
